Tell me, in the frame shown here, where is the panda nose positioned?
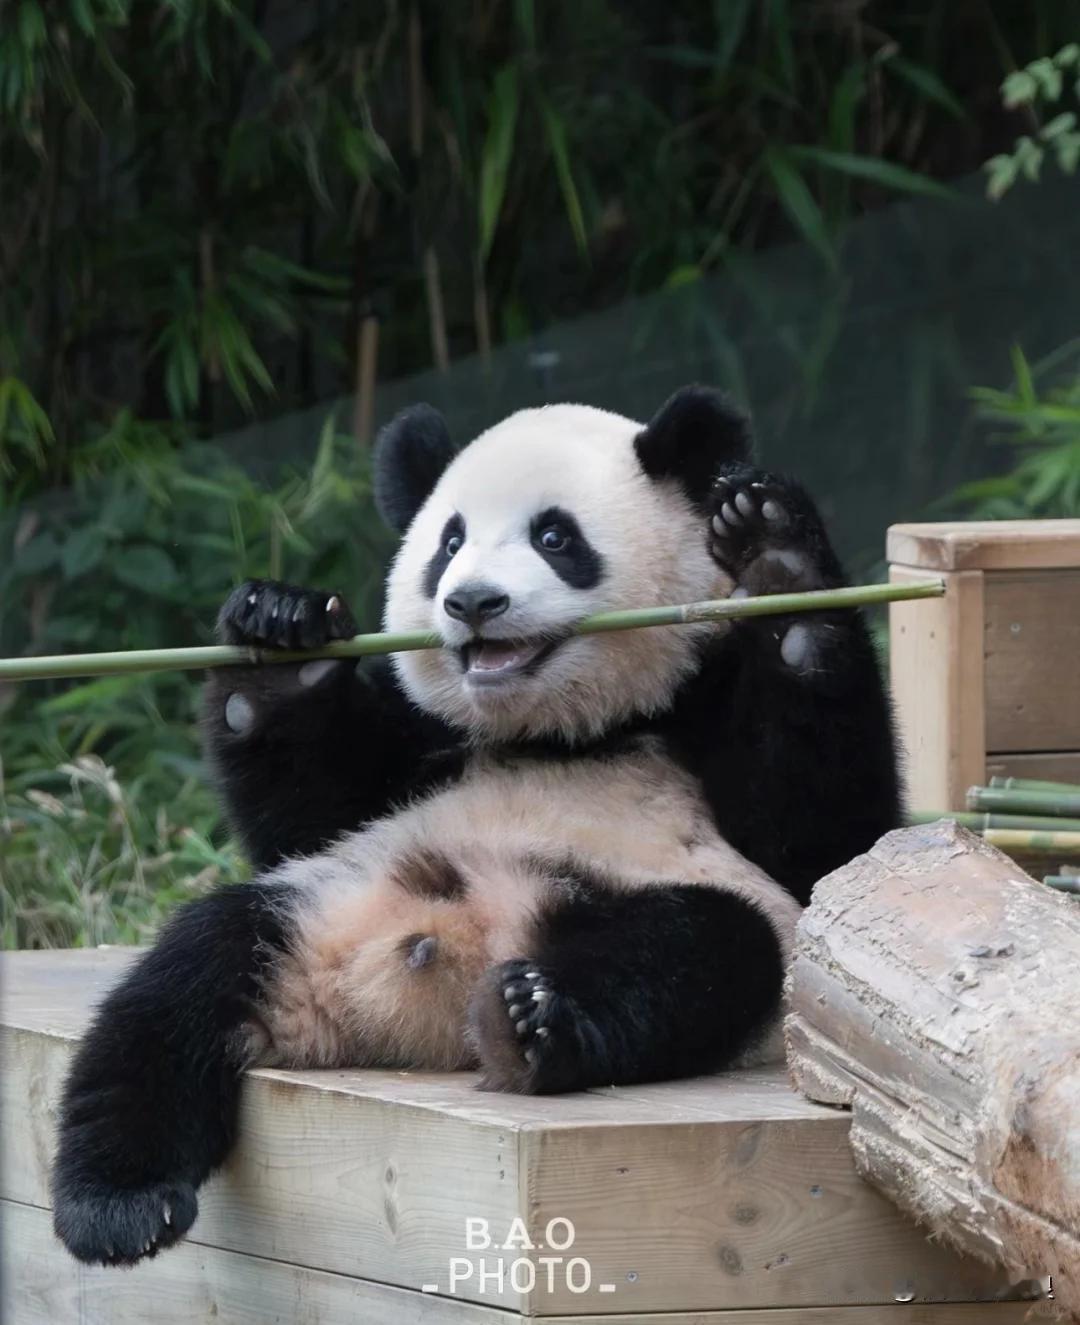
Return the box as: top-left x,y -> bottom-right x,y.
444,583 -> 511,628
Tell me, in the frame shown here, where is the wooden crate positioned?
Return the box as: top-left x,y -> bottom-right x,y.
888,519 -> 1080,812
1,948 -> 1042,1324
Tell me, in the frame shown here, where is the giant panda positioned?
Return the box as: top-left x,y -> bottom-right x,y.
51,386 -> 900,1267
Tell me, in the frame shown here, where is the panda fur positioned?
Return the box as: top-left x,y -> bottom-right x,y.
51,386 -> 901,1267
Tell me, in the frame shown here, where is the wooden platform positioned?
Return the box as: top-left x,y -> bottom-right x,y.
1,948 -> 1046,1323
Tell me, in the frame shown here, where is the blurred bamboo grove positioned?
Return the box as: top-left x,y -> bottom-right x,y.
2,0 -> 1080,946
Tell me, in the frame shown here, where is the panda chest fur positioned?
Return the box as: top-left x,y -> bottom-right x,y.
261,742 -> 799,1073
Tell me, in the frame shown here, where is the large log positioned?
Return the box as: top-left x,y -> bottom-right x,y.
787,820 -> 1080,1318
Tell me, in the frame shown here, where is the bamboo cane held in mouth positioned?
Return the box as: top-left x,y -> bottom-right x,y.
0,578 -> 944,684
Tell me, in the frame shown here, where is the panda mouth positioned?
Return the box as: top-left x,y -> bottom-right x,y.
460,637 -> 562,684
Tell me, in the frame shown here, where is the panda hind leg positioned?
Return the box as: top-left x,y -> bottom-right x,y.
468,879 -> 784,1094
51,880 -> 293,1266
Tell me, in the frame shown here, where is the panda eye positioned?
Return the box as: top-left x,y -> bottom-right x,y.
445,533 -> 463,557
539,525 -> 570,553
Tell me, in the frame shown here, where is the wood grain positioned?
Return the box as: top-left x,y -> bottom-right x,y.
3,1200 -> 1044,1325
887,520 -> 1080,572
889,565 -> 985,812
2,947 -> 1028,1318
983,570 -> 1080,753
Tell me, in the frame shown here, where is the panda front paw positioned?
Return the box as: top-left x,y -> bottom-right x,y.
708,464 -> 840,597
217,579 -> 357,650
470,960 -> 592,1094
52,1175 -> 198,1266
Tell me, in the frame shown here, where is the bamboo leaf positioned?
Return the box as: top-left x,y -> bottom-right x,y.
478,63 -> 520,261
513,0 -> 536,50
788,146 -> 955,199
1010,345 -> 1035,409
885,56 -> 967,120
827,62 -> 864,152
763,148 -> 835,269
714,0 -> 753,74
538,97 -> 588,256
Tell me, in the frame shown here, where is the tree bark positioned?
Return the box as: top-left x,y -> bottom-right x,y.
787,820 -> 1080,1319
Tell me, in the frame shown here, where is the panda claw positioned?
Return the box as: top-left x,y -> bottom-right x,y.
720,501 -> 742,527
524,970 -> 540,980
524,1047 -> 537,1066
163,1204 -> 172,1227
761,498 -> 785,523
515,1018 -> 529,1036
734,490 -> 756,518
535,1026 -> 550,1039
531,989 -> 549,1004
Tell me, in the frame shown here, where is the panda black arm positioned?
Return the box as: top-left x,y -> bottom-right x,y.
203,580 -> 462,870
667,466 -> 901,905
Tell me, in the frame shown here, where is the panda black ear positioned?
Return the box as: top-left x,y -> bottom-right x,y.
634,385 -> 753,505
373,404 -> 457,532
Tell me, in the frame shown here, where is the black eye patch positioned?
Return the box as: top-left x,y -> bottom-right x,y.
422,513 -> 465,598
530,506 -> 604,590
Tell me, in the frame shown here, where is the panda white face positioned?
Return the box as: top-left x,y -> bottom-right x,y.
384,404 -> 729,742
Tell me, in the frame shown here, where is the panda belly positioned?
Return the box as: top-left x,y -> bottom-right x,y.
258,741 -> 800,1073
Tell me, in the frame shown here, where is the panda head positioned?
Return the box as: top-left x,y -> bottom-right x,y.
375,386 -> 751,742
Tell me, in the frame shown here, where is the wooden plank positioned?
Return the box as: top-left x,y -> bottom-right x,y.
887,520 -> 1080,572
2,948 -> 1025,1315
984,569 -> 1080,753
2,1201 -> 1043,1325
985,750 -> 1080,785
889,566 -> 984,812
520,1118 -> 1028,1315
3,1198 -> 506,1325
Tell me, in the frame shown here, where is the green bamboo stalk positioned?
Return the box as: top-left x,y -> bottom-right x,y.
967,786 -> 1080,818
908,810 -> 1080,834
1044,875 -> 1080,895
981,827 -> 1080,857
0,578 -> 944,684
989,776 -> 1080,795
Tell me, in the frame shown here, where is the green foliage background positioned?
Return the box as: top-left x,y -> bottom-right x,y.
2,0 -> 1079,946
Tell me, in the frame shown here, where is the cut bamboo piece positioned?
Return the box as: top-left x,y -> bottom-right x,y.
989,776 -> 1080,795
967,785 -> 1080,818
1044,875 -> 1080,894
981,827 -> 1080,857
907,810 -> 1080,835
787,819 -> 1080,1319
